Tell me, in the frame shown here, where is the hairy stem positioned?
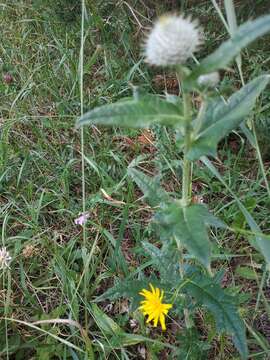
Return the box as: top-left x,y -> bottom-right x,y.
176,71 -> 194,329
182,91 -> 192,206
181,91 -> 193,328
175,236 -> 193,329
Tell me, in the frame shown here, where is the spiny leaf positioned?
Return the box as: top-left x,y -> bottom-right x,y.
185,273 -> 248,359
142,241 -> 180,285
76,95 -> 184,129
155,202 -> 217,269
191,15 -> 270,77
128,168 -> 170,207
188,76 -> 270,160
95,277 -> 158,307
193,202 -> 227,229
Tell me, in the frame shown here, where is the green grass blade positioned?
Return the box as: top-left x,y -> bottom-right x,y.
185,274 -> 248,359
201,156 -> 270,265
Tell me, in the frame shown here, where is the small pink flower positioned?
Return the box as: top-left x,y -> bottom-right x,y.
74,212 -> 90,226
3,73 -> 13,84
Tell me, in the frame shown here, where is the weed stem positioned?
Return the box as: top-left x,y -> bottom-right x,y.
182,87 -> 192,206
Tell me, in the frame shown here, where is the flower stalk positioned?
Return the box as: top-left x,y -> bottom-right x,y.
175,236 -> 193,329
176,70 -> 194,328
181,75 -> 193,206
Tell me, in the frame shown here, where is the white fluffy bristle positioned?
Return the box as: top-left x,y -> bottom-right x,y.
144,15 -> 203,67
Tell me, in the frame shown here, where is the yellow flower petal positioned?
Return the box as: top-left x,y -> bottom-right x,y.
138,284 -> 172,331
159,313 -> 166,331
160,290 -> 164,301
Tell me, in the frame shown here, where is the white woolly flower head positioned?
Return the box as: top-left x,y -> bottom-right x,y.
144,14 -> 203,67
0,247 -> 12,270
197,72 -> 220,87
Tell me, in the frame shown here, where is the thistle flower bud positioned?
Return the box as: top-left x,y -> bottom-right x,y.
144,15 -> 203,67
197,72 -> 220,87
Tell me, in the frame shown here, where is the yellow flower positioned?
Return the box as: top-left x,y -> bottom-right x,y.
139,283 -> 172,330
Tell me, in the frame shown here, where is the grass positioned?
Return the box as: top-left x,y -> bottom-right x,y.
0,0 -> 270,358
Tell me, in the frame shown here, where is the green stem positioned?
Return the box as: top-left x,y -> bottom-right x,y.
175,236 -> 193,329
175,70 -> 194,329
182,157 -> 191,204
182,91 -> 192,206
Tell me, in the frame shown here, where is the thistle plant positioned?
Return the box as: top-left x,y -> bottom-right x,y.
77,13 -> 270,359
